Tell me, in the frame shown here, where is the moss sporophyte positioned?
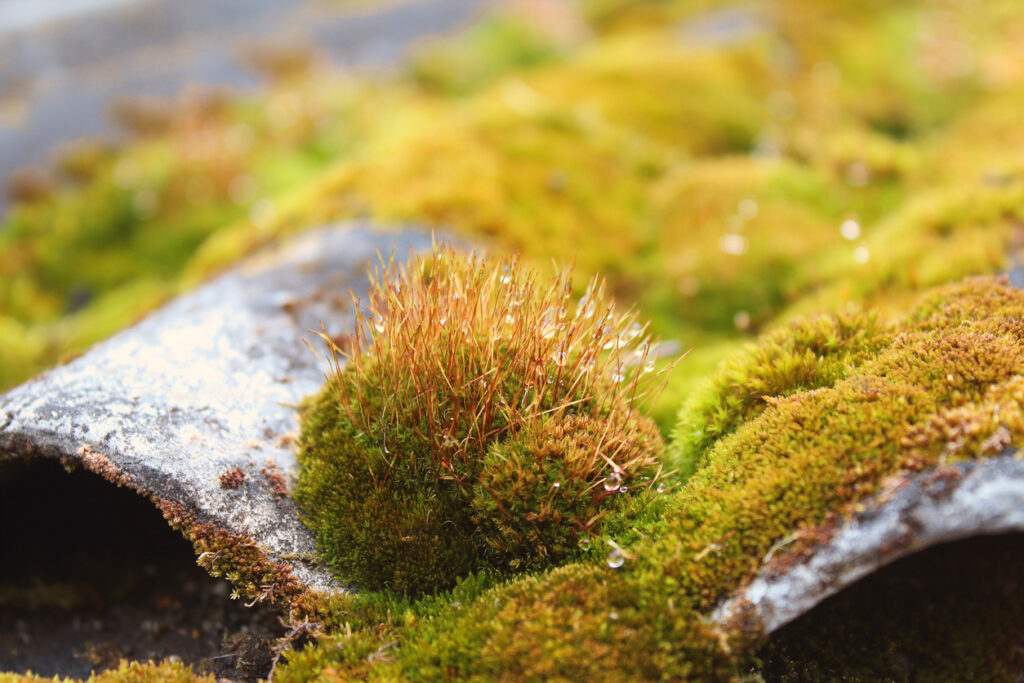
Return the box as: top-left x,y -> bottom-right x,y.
294,245 -> 676,596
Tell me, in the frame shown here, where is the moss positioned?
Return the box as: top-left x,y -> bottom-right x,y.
295,248 -> 667,595
407,12 -> 560,96
669,308 -> 888,479
277,276 -> 1024,679
0,660 -> 211,682
157,500 -> 303,608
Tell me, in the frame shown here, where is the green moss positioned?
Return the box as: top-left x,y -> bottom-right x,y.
278,276 -> 1024,679
294,249 -> 666,595
407,12 -> 560,95
669,308 -> 889,480
158,500 -> 303,607
0,660 -> 210,682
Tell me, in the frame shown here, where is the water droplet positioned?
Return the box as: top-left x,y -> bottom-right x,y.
453,601 -> 461,608
738,197 -> 759,221
500,267 -> 512,285
628,323 -> 642,340
505,315 -> 516,325
611,371 -> 625,383
480,379 -> 488,388
733,311 -> 751,331
580,538 -> 590,550
608,611 -> 619,621
373,320 -> 385,334
439,316 -> 447,326
657,482 -> 667,494
643,360 -> 656,374
607,549 -> 625,569
558,306 -> 567,319
603,340 -> 616,350
720,233 -> 747,255
840,218 -> 861,240
604,472 -> 623,491
853,246 -> 870,264
547,375 -> 555,384
618,485 -> 628,494
576,294 -> 595,320
553,482 -> 561,489
553,352 -> 567,366
846,162 -> 871,188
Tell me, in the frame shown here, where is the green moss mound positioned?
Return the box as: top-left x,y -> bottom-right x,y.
294,247 -> 668,595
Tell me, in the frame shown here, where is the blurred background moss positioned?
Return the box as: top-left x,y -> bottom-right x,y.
3,0 -> 1024,433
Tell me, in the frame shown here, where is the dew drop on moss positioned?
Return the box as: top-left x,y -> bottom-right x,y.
607,549 -> 624,569
604,472 -> 623,491
579,538 -> 590,550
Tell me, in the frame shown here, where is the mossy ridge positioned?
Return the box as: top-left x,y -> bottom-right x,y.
669,307 -> 889,480
294,248 -> 668,596
277,276 -> 1024,679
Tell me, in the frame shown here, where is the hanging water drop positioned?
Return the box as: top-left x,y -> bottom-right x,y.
643,360 -> 656,373
657,482 -> 667,494
580,538 -> 591,551
604,472 -> 623,491
607,549 -> 625,569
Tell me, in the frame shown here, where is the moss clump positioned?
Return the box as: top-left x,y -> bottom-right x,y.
294,246 -> 669,595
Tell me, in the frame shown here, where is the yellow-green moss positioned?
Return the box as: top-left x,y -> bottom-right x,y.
278,275 -> 1024,679
0,660 -> 210,683
295,249 -> 667,595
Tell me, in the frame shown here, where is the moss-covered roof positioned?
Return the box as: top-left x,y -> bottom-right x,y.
5,0 -> 1024,679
